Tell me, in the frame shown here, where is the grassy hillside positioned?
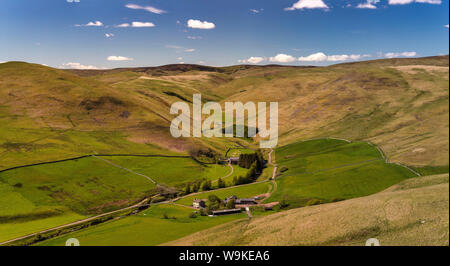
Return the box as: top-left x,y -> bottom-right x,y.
36,204 -> 247,246
1,56 -> 448,169
268,139 -> 417,207
0,56 -> 448,245
166,174 -> 449,246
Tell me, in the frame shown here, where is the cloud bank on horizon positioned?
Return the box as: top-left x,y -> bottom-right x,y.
0,0 -> 448,69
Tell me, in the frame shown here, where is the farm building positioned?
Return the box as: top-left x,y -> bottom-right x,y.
224,195 -> 238,204
193,199 -> 206,209
236,198 -> 257,205
212,209 -> 242,216
228,157 -> 240,165
224,195 -> 257,205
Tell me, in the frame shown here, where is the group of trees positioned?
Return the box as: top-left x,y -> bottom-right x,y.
184,178 -> 213,195
181,150 -> 266,197
200,195 -> 236,215
238,151 -> 264,170
238,153 -> 257,169
233,150 -> 265,186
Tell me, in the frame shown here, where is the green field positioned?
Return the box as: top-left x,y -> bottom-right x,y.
0,57 -> 448,246
412,165 -> 449,176
0,156 -> 157,215
226,148 -> 255,158
36,204 -> 247,246
176,182 -> 272,206
102,156 -> 247,187
268,139 -> 418,206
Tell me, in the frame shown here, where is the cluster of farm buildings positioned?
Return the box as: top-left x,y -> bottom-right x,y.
193,195 -> 275,216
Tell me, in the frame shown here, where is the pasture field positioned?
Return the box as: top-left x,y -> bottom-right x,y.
167,174 -> 449,246
268,139 -> 417,206
226,148 -> 255,158
0,155 -> 243,215
176,182 -> 272,206
0,156 -> 156,215
36,204 -> 247,246
102,156 -> 246,187
0,208 -> 84,243
411,165 -> 449,176
0,181 -> 86,243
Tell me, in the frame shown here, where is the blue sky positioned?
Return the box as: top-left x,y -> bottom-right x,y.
0,0 -> 448,68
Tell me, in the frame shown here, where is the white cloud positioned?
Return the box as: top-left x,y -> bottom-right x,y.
357,0 -> 380,9
107,56 -> 133,61
166,45 -> 183,49
239,57 -> 265,64
67,0 -> 80,3
62,62 -> 99,70
250,8 -> 264,14
131,22 -> 155,28
388,0 -> 441,5
177,57 -> 183,60
298,52 -> 371,62
105,33 -> 114,38
125,4 -> 166,14
75,21 -> 103,27
298,52 -> 328,62
445,24 -> 449,29
187,36 -> 202,40
187,19 -> 216,30
115,22 -> 155,28
269,54 -> 297,63
166,45 -> 195,53
384,51 -> 417,58
285,0 -> 329,11
115,23 -> 130,28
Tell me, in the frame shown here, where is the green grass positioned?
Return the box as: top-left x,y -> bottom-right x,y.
276,139 -> 382,173
226,148 -> 255,158
0,208 -> 84,243
176,182 -> 272,206
0,181 -> 86,243
36,204 -> 246,246
268,139 -> 418,207
411,165 -> 449,176
0,156 -> 156,215
102,156 -> 236,187
0,155 -> 241,215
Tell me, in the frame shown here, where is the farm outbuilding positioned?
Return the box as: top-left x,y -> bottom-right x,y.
193,199 -> 206,209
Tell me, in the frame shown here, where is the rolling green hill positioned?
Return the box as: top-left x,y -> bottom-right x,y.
166,174 -> 449,246
268,139 -> 418,207
1,56 -> 448,169
36,204 -> 247,246
0,56 -> 448,246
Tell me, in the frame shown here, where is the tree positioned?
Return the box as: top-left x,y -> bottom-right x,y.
226,199 -> 236,209
185,183 -> 191,194
218,178 -> 226,188
208,194 -> 221,203
201,180 -> 212,191
192,182 -> 199,192
207,195 -> 222,210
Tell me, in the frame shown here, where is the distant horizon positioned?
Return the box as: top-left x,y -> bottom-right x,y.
1,0 -> 448,69
1,54 -> 449,70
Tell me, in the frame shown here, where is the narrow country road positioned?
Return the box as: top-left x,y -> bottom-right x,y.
268,149 -> 277,180
212,162 -> 234,184
0,198 -> 150,246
